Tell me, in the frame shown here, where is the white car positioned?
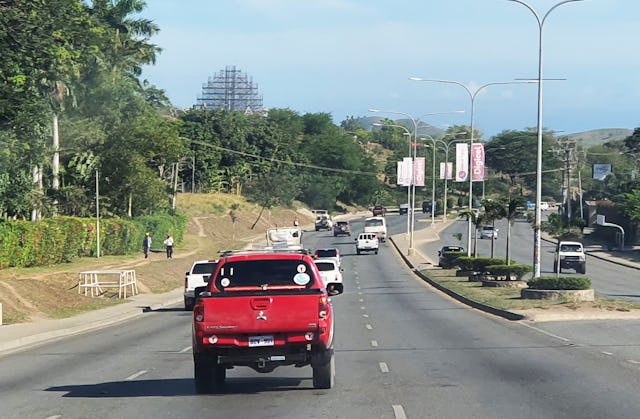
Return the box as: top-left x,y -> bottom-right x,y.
355,232 -> 379,255
480,225 -> 498,240
314,248 -> 341,267
314,258 -> 343,288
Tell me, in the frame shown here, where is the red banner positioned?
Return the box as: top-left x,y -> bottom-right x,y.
471,143 -> 485,182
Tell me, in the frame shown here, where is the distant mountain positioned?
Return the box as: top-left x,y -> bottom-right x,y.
566,129 -> 632,147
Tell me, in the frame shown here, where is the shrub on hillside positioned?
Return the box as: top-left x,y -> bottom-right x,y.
527,276 -> 591,290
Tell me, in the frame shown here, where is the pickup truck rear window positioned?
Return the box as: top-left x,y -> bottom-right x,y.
365,219 -> 383,227
214,259 -> 315,290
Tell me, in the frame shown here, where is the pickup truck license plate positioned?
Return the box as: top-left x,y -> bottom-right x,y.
249,335 -> 274,347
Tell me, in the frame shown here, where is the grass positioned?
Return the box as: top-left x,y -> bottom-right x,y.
420,268 -> 640,312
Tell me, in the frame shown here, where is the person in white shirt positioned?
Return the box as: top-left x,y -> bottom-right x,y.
163,233 -> 174,259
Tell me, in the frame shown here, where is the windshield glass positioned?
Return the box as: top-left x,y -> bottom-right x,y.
365,219 -> 383,227
316,249 -> 337,258
315,262 -> 335,271
193,262 -> 217,274
215,260 -> 314,289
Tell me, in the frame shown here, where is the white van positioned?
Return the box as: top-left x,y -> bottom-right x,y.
363,216 -> 387,242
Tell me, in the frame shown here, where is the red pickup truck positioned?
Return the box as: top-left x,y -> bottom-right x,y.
192,248 -> 344,393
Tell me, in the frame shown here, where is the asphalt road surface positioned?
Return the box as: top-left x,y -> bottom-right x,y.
1,215 -> 640,418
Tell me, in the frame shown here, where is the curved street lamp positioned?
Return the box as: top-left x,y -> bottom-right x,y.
409,77 -> 537,256
506,0 -> 584,277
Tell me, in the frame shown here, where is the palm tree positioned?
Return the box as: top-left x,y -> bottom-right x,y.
482,199 -> 507,259
502,197 -> 526,266
459,208 -> 482,257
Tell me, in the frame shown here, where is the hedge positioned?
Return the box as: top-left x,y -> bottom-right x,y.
527,276 -> 591,290
485,264 -> 532,280
0,213 -> 187,270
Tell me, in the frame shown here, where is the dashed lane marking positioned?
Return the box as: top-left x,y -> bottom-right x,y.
366,324 -> 373,330
179,346 -> 191,353
379,362 -> 389,373
371,340 -> 378,347
125,370 -> 148,381
392,405 -> 407,419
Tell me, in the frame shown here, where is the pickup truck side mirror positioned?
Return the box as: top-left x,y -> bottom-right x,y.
326,283 -> 344,296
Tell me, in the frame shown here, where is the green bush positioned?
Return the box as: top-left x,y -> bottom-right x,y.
527,276 -> 591,290
485,264 -> 532,280
440,251 -> 465,269
471,257 -> 507,273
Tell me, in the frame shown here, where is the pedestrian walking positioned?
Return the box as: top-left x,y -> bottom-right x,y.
142,232 -> 152,259
163,233 -> 174,259
293,216 -> 299,227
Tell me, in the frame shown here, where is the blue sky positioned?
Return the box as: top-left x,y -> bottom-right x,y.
141,0 -> 639,138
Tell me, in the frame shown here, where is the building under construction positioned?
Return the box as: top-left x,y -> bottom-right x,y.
194,65 -> 264,114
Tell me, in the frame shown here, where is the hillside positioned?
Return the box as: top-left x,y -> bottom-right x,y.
567,128 -> 633,147
0,194 -> 315,325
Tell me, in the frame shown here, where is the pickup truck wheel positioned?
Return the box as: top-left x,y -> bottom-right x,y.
375,250 -> 378,255
312,351 -> 335,389
194,360 -> 213,394
579,263 -> 586,274
356,249 -> 361,255
184,297 -> 194,311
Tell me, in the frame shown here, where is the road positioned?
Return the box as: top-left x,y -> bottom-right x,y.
425,216 -> 640,302
1,214 -> 640,418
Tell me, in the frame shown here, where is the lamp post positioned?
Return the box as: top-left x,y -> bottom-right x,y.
506,0 -> 584,277
370,109 -> 419,254
409,77 -> 536,257
372,121 -> 413,241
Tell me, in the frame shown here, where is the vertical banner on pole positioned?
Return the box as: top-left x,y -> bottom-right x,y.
455,143 -> 468,182
413,157 -> 425,187
397,158 -> 413,186
440,162 -> 453,180
471,143 -> 485,182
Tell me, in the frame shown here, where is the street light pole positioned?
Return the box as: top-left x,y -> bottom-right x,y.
370,110 -> 418,254
507,0 -> 584,277
409,77 -> 536,257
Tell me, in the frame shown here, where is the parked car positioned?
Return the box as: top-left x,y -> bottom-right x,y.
333,221 -> 351,237
399,203 -> 410,215
184,259 -> 218,310
372,205 -> 386,216
314,258 -> 344,289
313,248 -> 341,267
438,245 -> 465,268
355,232 -> 379,255
480,225 -> 498,240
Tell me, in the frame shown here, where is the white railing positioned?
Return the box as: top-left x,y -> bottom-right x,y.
78,270 -> 138,299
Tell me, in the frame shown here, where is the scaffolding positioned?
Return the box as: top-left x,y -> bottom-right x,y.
195,65 -> 264,113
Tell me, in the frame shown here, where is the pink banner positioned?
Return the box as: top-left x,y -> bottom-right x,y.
455,143 -> 468,182
413,157 -> 425,187
471,143 -> 485,182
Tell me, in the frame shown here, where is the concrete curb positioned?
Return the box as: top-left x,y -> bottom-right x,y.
0,291 -> 183,356
389,236 -> 525,322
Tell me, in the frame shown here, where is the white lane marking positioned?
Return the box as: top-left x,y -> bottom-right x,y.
366,324 -> 373,330
125,370 -> 148,381
360,306 -> 366,310
358,292 -> 363,295
392,405 -> 407,419
358,298 -> 364,302
363,314 -> 369,318
627,359 -> 640,364
601,351 -> 613,356
179,346 -> 191,353
518,322 -> 571,342
379,362 -> 389,373
46,416 -> 62,419
371,340 -> 378,347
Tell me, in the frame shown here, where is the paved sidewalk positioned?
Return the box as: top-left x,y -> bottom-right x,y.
0,288 -> 183,356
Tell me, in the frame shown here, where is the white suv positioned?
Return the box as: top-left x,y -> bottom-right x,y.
355,232 -> 379,255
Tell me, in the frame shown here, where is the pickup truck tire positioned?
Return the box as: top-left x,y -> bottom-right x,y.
312,350 -> 335,389
194,359 -> 226,393
578,263 -> 586,274
374,250 -> 378,255
184,297 -> 194,311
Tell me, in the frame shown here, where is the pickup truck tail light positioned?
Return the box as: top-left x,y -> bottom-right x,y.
194,302 -> 205,322
318,295 -> 329,319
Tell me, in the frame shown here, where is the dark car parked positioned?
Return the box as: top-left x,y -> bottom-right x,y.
438,245 -> 465,268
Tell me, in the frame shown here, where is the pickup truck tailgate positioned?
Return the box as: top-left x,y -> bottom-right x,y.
198,293 -> 321,334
